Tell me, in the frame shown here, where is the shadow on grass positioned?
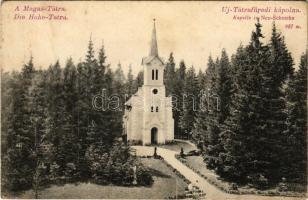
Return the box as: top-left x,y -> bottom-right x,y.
148,168 -> 172,179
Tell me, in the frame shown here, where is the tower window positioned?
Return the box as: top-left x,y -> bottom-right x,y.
156,70 -> 158,80
152,89 -> 158,94
151,106 -> 154,112
152,70 -> 154,80
156,106 -> 159,112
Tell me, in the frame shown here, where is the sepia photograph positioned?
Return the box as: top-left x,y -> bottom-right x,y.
0,1 -> 307,199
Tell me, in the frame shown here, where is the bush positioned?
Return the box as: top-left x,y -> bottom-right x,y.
249,174 -> 269,190
230,183 -> 238,190
136,165 -> 153,186
186,150 -> 201,156
64,162 -> 80,182
278,178 -> 288,192
128,140 -> 142,145
86,141 -> 152,186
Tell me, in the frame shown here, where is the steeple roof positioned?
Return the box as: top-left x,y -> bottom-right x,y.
149,19 -> 158,57
142,19 -> 164,65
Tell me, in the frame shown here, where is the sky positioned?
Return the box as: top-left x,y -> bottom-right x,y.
1,1 -> 307,76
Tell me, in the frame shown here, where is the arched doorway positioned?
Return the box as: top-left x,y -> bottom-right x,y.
151,127 -> 158,144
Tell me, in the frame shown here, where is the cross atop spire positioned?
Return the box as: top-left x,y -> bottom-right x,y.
149,18 -> 158,57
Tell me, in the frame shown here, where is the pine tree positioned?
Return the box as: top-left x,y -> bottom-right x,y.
104,66 -> 117,139
221,20 -> 270,185
258,23 -> 294,182
164,52 -> 176,96
62,58 -> 80,179
86,37 -> 96,64
178,60 -> 186,80
217,49 -> 232,123
112,62 -> 126,136
28,71 -> 51,198
1,71 -> 14,166
200,50 -> 233,172
133,71 -> 144,92
179,66 -> 199,138
219,45 -> 251,182
113,62 -> 126,87
202,56 -> 221,170
75,61 -> 90,177
6,58 -> 36,190
126,64 -> 134,97
173,60 -> 186,137
45,61 -> 69,177
98,43 -> 107,76
192,56 -> 215,151
268,22 -> 294,84
283,53 -> 307,183
89,43 -> 109,145
197,69 -> 206,90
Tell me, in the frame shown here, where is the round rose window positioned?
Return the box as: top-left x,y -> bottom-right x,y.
152,89 -> 158,94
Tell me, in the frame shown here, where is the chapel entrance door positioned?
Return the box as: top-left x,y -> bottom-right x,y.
151,127 -> 158,144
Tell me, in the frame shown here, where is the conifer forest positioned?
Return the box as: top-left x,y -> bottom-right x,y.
1,21 -> 307,196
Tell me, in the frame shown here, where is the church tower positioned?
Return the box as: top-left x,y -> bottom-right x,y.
123,20 -> 174,145
142,19 -> 164,86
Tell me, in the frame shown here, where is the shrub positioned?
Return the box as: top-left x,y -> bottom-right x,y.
230,183 -> 238,190
136,165 -> 153,186
85,141 -> 152,186
250,174 -> 269,190
128,140 -> 142,145
64,162 -> 80,181
278,179 -> 288,192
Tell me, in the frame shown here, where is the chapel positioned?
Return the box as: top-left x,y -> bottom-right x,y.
123,20 -> 174,145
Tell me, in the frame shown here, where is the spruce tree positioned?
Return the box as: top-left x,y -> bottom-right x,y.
112,63 -> 126,136
202,56 -> 220,170
219,45 -> 251,182
133,71 -> 143,92
164,52 -> 176,96
173,60 -> 186,137
196,55 -> 216,147
28,71 -> 51,198
221,20 -> 269,184
62,58 -> 80,179
98,43 -> 107,76
284,53 -> 307,183
179,66 -> 199,138
202,50 -> 233,172
126,64 -> 134,97
6,58 -> 36,190
217,49 -> 232,123
259,23 -> 294,182
45,61 -> 68,177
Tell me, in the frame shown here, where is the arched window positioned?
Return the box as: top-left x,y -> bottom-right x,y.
151,106 -> 154,112
156,106 -> 159,112
152,70 -> 155,80
156,69 -> 158,80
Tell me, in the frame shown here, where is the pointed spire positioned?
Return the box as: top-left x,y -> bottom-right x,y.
149,18 -> 158,57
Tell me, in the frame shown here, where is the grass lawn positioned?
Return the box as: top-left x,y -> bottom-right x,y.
158,140 -> 197,153
5,158 -> 188,199
186,156 -> 218,178
185,155 -> 307,196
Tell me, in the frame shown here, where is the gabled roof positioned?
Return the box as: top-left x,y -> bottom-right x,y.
141,55 -> 164,65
